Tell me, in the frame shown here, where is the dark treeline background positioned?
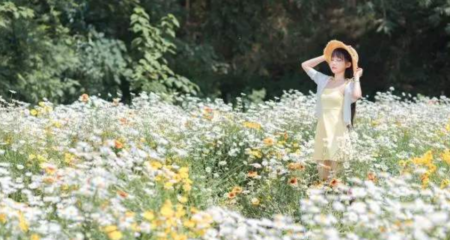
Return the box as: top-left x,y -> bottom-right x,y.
0,0 -> 449,105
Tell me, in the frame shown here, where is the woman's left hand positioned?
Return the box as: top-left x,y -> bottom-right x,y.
354,68 -> 363,78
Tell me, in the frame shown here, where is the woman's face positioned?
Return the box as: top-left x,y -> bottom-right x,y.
329,55 -> 351,74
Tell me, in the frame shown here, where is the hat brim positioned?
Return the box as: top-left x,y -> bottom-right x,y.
323,40 -> 359,74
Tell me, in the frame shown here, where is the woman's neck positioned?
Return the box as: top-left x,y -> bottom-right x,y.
333,73 -> 346,81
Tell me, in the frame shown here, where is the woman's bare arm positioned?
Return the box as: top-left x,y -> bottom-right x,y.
352,68 -> 363,102
301,55 -> 326,72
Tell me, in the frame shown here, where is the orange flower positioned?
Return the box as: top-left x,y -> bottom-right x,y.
204,107 -> 213,113
115,140 -> 124,149
80,93 -> 89,103
202,107 -> 214,120
247,171 -> 258,178
263,137 -> 274,146
367,172 -> 377,182
288,177 -> 298,186
288,163 -> 305,171
420,172 -> 429,181
43,177 -> 55,184
44,165 -> 57,175
329,178 -> 340,188
117,190 -> 128,198
119,118 -> 128,125
227,192 -> 236,199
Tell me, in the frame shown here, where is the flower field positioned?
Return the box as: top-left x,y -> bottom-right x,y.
0,88 -> 449,240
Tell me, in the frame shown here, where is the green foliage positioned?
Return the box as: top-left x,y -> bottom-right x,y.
0,0 -> 449,104
129,6 -> 199,97
74,30 -> 130,101
0,1 -> 199,104
0,1 -> 79,103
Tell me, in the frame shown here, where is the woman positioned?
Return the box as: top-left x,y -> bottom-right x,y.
301,40 -> 363,184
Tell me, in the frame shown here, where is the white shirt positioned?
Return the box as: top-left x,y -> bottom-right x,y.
305,68 -> 358,128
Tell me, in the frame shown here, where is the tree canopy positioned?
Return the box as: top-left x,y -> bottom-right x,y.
0,0 -> 449,104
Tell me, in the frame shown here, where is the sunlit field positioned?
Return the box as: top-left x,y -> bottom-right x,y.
0,88 -> 449,240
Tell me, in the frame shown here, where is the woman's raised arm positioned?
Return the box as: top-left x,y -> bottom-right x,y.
301,55 -> 326,72
301,55 -> 328,85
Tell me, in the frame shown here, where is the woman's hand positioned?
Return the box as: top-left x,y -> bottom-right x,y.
354,68 -> 363,78
301,55 -> 326,72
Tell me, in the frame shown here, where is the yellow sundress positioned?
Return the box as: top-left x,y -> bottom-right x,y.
312,81 -> 352,162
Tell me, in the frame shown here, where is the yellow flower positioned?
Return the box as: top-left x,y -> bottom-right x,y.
371,120 -> 379,126
398,160 -> 407,167
422,178 -> 430,188
150,161 -> 162,169
173,174 -> 182,183
243,121 -> 261,130
52,121 -> 62,128
102,225 -> 117,233
263,137 -> 274,146
190,207 -> 199,214
18,211 -> 28,232
154,175 -> 164,182
179,167 -> 189,179
175,204 -> 186,218
44,106 -> 53,113
172,233 -> 188,240
37,155 -> 46,163
30,109 -> 38,116
183,219 -> 196,228
183,183 -> 192,192
441,149 -> 450,165
232,186 -> 243,194
0,213 -> 6,224
427,163 -> 437,173
143,211 -> 155,221
164,182 -> 174,190
277,140 -> 286,147
64,153 -> 74,164
30,234 -> 40,240
160,200 -> 174,218
177,195 -> 188,203
61,184 -> 70,191
247,171 -> 258,178
108,231 -> 123,240
251,198 -> 260,206
440,179 -> 450,189
412,150 -> 433,165
249,149 -> 262,158
130,222 -> 140,232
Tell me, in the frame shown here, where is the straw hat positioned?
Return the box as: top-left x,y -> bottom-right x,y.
323,40 -> 359,74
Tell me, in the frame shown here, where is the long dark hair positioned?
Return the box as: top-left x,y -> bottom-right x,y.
331,48 -> 356,128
